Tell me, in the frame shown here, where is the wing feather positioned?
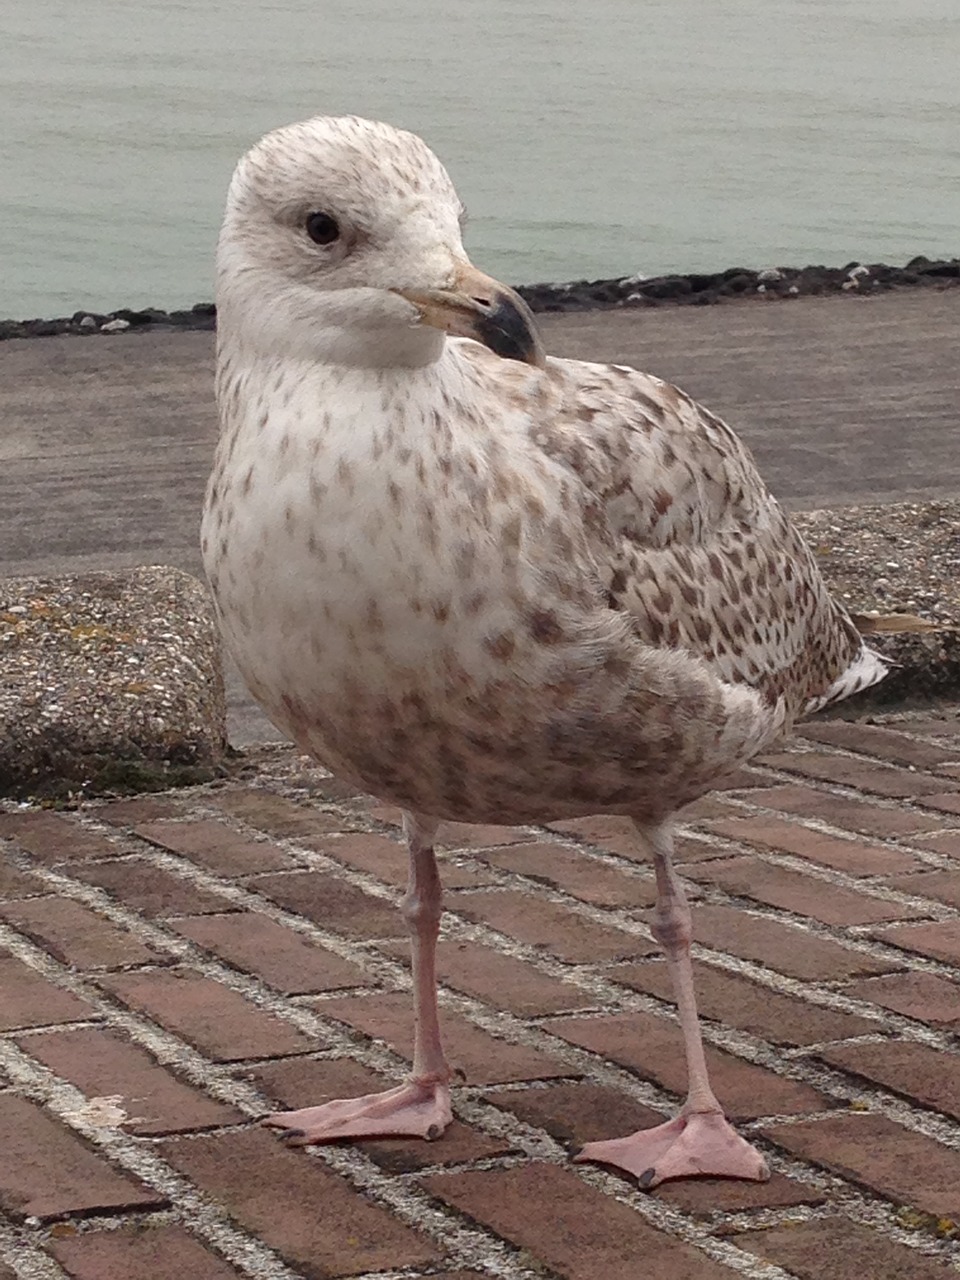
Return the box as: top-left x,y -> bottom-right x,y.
529,358 -> 887,718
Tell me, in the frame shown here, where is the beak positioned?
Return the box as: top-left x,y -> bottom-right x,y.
394,262 -> 546,368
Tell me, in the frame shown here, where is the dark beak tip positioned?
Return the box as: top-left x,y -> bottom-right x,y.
475,292 -> 546,368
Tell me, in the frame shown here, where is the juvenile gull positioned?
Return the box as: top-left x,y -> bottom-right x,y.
203,115 -> 888,1188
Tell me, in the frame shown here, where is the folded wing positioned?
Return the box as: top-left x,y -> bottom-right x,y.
532,358 -> 888,721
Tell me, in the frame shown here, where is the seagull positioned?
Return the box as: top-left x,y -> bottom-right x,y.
202,115 -> 888,1188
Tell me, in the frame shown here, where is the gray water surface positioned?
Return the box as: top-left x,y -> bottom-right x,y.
3,0 -> 959,317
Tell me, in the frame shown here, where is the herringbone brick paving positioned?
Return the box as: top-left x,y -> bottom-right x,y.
2,708 -> 960,1278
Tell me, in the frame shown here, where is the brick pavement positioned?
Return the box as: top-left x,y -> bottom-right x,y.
2,709 -> 960,1277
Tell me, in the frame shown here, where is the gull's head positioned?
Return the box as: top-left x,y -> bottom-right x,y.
218,115 -> 544,369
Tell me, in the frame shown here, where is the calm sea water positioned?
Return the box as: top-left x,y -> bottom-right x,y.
2,0 -> 959,318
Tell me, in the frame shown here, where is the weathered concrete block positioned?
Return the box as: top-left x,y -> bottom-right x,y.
0,567 -> 226,799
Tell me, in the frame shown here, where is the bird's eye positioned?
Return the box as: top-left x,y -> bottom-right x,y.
305,212 -> 340,245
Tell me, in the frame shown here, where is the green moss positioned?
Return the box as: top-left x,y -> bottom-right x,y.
895,1206 -> 959,1239
0,753 -> 228,803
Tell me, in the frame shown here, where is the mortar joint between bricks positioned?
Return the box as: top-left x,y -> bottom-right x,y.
12,825 -> 960,1153
3,836 -> 957,1121
0,1219 -> 72,1280
11,762 -> 960,1274
561,1158 -> 800,1280
740,845 -> 959,899
0,1042 -> 307,1280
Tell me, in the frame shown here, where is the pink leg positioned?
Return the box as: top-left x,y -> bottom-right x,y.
577,823 -> 769,1188
265,813 -> 454,1145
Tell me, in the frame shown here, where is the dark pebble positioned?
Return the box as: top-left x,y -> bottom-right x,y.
112,308 -> 158,327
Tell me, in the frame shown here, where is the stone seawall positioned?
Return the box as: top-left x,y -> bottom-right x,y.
2,255 -> 958,340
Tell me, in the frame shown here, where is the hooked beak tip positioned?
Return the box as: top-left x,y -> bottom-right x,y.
395,265 -> 546,368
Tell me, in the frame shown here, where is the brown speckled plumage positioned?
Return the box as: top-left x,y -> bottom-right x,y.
204,116 -> 886,832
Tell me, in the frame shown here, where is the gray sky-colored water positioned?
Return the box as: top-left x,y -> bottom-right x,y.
2,0 -> 958,316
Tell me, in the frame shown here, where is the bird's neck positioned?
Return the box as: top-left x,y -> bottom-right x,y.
216,278 -> 446,371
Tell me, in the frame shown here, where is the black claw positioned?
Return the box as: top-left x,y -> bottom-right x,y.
454,1067 -> 467,1083
278,1127 -> 307,1144
426,1124 -> 442,1141
638,1167 -> 656,1189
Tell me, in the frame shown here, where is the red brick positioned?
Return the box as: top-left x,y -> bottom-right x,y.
617,959 -> 877,1045
0,897 -> 162,969
380,937 -> 592,1016
670,834 -> 740,863
799,720 -> 960,771
368,807 -> 527,849
719,766 -> 772,790
893,715 -> 960,739
873,919 -> 960,965
847,971 -> 960,1028
545,816 -> 729,864
685,856 -> 919,925
912,829 -> 960,860
545,1011 -> 828,1119
429,1275 -> 488,1280
95,796 -> 185,827
882,869 -> 960,909
0,1094 -> 164,1221
439,818 -> 529,849
489,1080 -> 664,1146
731,1218 -> 955,1280
171,913 -> 367,994
762,1112 -> 960,1217
314,831 -> 492,888
74,858 -> 235,917
735,784 -> 947,838
483,841 -> 656,908
134,818 -> 293,875
161,1127 -> 439,1278
0,952 -> 95,1030
316,991 -> 572,1085
251,1057 -> 515,1171
493,1079 -> 821,1209
50,1223 -> 243,1280
0,811 -> 126,864
692,904 -> 896,980
248,870 -> 403,938
686,793 -> 751,818
658,1168 -> 824,1216
760,751 -> 950,798
817,1039 -> 960,1121
921,793 -> 960,817
702,813 -> 921,876
208,788 -> 356,839
424,1163 -> 741,1280
0,859 -> 42,897
452,890 -> 652,963
546,814 -> 641,855
16,1026 -> 241,1134
98,968 -> 315,1060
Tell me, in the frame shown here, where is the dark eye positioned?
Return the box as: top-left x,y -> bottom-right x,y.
305,211 -> 340,245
